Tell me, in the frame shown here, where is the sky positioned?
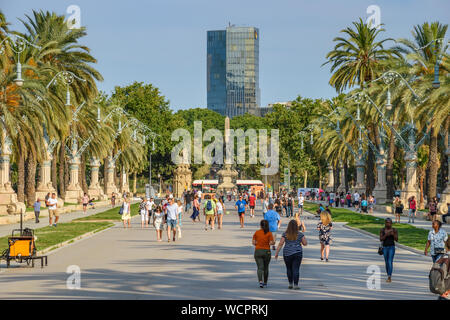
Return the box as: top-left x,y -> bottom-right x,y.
2,0 -> 450,111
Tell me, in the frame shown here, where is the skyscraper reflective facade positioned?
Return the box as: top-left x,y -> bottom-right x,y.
207,26 -> 260,118
207,30 -> 227,115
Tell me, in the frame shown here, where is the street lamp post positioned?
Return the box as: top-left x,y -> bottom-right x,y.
349,71 -> 430,204
415,38 -> 449,89
0,34 -> 41,87
46,71 -> 86,107
46,71 -> 87,203
316,106 -> 368,195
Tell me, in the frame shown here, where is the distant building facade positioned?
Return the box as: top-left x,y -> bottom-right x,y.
207,26 -> 260,118
258,101 -> 292,117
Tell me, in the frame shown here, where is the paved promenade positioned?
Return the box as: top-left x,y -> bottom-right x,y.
0,201 -> 438,299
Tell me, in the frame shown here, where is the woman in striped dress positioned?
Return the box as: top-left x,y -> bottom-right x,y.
275,220 -> 308,290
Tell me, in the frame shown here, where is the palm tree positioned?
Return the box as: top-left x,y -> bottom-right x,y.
324,18 -> 401,92
17,10 -> 103,201
324,18 -> 402,196
396,21 -> 449,199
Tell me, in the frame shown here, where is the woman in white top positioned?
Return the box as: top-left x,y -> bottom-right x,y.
153,205 -> 165,242
122,198 -> 132,228
217,197 -> 225,229
139,198 -> 148,228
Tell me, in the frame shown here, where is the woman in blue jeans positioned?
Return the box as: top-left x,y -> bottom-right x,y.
275,220 -> 308,289
379,218 -> 398,283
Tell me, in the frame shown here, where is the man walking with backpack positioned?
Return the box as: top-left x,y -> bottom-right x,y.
203,195 -> 217,231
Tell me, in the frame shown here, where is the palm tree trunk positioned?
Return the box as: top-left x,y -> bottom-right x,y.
133,172 -> 137,194
79,153 -> 88,193
119,166 -> 124,192
59,145 -> 65,197
103,157 -> 108,193
344,160 -> 349,192
17,146 -> 25,203
440,117 -> 449,194
25,152 -> 37,207
366,148 -> 375,195
366,125 -> 377,195
419,170 -> 425,209
51,150 -> 57,191
333,164 -> 338,193
427,127 -> 438,200
64,153 -> 69,192
386,128 -> 396,200
318,162 -> 322,190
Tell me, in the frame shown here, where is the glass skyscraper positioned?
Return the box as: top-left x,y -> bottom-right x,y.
207,26 -> 260,117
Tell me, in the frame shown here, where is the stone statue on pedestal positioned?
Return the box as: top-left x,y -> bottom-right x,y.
217,117 -> 238,192
173,164 -> 192,198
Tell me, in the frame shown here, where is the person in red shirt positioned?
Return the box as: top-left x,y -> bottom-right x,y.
346,193 -> 352,208
249,193 -> 256,218
408,196 -> 417,224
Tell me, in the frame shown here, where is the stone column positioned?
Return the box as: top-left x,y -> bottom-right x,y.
373,151 -> 388,204
173,164 -> 193,198
401,131 -> 419,207
104,155 -> 118,197
64,153 -> 83,203
353,149 -> 366,194
337,161 -> 346,193
36,141 -> 57,200
325,163 -> 334,192
401,153 -> 419,205
0,128 -> 25,215
88,157 -> 107,200
120,168 -> 130,194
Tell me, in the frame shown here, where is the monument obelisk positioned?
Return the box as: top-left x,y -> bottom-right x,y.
218,116 -> 237,192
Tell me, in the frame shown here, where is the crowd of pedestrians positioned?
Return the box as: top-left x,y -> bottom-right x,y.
108,186 -> 450,297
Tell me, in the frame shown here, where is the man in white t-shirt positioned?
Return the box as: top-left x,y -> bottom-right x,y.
47,193 -> 59,227
353,192 -> 360,211
166,198 -> 179,242
146,197 -> 155,219
197,190 -> 202,203
298,192 -> 305,215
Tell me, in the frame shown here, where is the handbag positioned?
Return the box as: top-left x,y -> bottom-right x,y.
378,241 -> 384,255
118,204 -> 124,215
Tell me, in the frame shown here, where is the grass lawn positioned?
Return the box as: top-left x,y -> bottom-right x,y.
73,203 -> 140,222
304,202 -> 429,251
0,221 -> 113,254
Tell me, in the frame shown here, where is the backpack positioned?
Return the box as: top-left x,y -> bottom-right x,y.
206,200 -> 212,211
429,258 -> 450,294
